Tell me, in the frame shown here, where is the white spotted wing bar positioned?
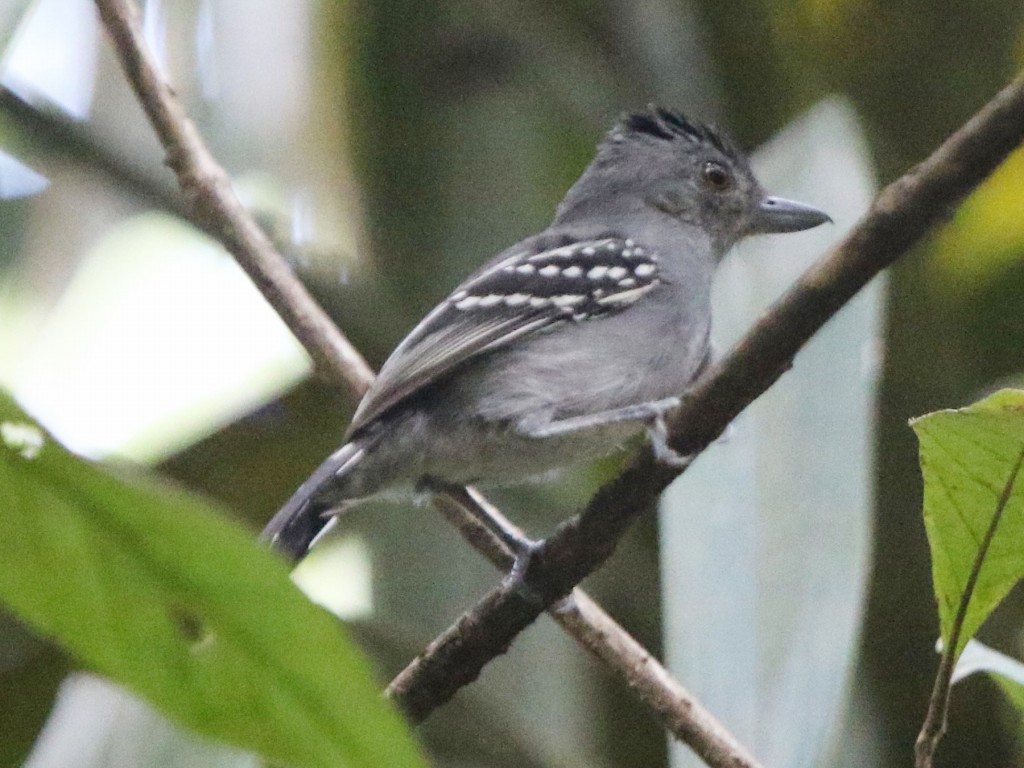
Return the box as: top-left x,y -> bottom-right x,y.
346,238 -> 664,435
448,238 -> 661,322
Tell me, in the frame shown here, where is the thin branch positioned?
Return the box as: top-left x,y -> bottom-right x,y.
0,85 -> 358,286
386,73 -> 1024,722
0,84 -> 192,224
915,445 -> 1024,768
92,3 -> 760,767
430,487 -> 762,768
93,0 -> 375,395
557,593 -> 760,768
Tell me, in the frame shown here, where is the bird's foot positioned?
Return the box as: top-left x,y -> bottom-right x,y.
647,412 -> 693,469
502,537 -> 546,606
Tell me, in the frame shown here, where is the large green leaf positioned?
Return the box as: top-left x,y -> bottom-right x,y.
912,389 -> 1024,657
0,392 -> 424,768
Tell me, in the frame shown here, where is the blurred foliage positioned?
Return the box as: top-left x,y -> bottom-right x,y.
0,392 -> 424,768
931,150 -> 1024,292
1,0 -> 1024,767
0,612 -> 66,768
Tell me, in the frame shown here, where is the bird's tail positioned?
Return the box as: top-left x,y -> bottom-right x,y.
260,439 -> 368,564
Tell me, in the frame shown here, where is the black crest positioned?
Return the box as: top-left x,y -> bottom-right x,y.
617,106 -> 737,160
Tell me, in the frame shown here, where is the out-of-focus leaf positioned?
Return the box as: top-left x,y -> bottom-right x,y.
0,148 -> 47,198
660,98 -> 879,768
0,0 -> 33,58
0,391 -> 425,768
951,639 -> 1024,713
0,0 -> 97,119
1,213 -> 309,462
912,389 -> 1024,657
24,674 -> 257,768
932,148 -> 1024,292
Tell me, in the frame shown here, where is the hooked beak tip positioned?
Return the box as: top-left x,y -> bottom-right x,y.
753,196 -> 832,234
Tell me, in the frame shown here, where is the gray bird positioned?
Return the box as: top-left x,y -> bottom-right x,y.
262,107 -> 830,564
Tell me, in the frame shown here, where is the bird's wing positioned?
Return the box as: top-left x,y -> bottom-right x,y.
347,236 -> 665,436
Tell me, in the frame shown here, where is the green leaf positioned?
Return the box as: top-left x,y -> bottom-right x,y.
0,392 -> 424,768
912,388 -> 1024,657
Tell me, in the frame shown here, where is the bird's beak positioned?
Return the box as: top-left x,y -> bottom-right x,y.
750,196 -> 832,234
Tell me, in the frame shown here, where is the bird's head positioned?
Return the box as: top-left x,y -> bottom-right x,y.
554,106 -> 830,254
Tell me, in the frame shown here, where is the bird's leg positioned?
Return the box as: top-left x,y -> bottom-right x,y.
522,396 -> 692,468
521,397 -> 681,439
419,479 -> 544,601
426,398 -> 696,599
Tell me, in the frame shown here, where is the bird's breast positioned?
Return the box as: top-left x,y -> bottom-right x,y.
467,290 -> 711,424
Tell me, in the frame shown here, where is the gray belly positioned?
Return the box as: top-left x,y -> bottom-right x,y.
348,402 -> 643,496
341,302 -> 709,499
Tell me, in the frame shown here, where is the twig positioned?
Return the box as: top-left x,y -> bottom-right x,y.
0,84 -> 191,224
93,3 -> 761,767
386,74 -> 1024,722
915,445 -> 1024,768
0,85 -> 354,286
93,0 -> 375,395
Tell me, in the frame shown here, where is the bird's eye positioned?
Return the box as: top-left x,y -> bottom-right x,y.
702,161 -> 732,191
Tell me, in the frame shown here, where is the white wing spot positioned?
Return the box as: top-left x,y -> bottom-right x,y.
504,293 -> 531,306
516,263 -> 536,274
529,296 -> 550,308
624,239 -> 635,247
622,249 -> 633,259
455,295 -> 481,310
552,294 -> 586,307
478,294 -> 504,307
587,265 -> 608,280
605,242 -> 618,251
581,247 -> 596,256
618,278 -> 637,288
539,264 -> 561,277
607,266 -> 628,280
634,263 -> 656,277
451,290 -> 468,302
562,265 -> 583,278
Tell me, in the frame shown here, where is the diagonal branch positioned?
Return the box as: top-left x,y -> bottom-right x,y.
92,1 -> 761,766
385,73 -> 1024,722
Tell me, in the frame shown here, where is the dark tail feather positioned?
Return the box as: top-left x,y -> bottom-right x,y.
260,440 -> 366,563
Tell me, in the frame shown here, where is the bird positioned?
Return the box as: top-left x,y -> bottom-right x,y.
262,106 -> 830,566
